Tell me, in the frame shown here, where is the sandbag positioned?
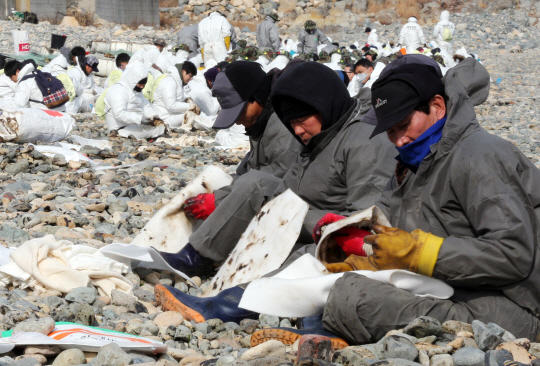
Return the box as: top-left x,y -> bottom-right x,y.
130,166 -> 233,253
0,107 -> 74,143
315,206 -> 390,265
203,189 -> 309,297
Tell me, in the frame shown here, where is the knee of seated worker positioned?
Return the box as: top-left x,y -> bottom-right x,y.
232,170 -> 281,194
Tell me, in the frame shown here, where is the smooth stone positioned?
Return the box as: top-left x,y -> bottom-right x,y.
431,354 -> 454,366
472,320 -> 504,351
65,287 -> 97,305
383,335 -> 419,361
452,347 -> 485,366
92,343 -> 131,366
404,317 -> 442,338
52,348 -> 86,366
153,311 -> 184,327
240,340 -> 286,361
13,317 -> 55,335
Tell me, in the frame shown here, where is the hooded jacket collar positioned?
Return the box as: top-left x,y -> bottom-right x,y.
17,63 -> 35,84
119,63 -> 149,91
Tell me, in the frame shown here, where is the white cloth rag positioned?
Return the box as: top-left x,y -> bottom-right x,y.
0,235 -> 132,297
239,253 -> 454,318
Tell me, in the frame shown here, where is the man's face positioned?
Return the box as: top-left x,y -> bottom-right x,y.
10,70 -> 19,83
120,62 -> 128,71
235,100 -> 264,130
290,114 -> 323,145
385,95 -> 446,148
85,65 -> 93,74
182,70 -> 193,83
343,66 -> 355,82
156,45 -> 165,52
366,54 -> 375,62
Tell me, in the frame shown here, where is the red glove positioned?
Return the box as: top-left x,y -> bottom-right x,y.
184,193 -> 215,220
313,213 -> 346,243
332,227 -> 372,257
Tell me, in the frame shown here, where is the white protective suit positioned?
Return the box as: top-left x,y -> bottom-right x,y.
264,55 -> 290,73
82,74 -> 102,106
324,53 -> 342,71
367,29 -> 378,45
12,64 -> 66,112
131,45 -> 162,78
0,74 -> 17,98
433,11 -> 456,55
41,54 -> 70,77
198,12 -> 232,64
104,64 -> 164,139
152,55 -> 190,129
399,17 -> 426,53
65,58 -> 91,114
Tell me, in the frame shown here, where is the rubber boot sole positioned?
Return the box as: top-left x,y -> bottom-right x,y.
155,284 -> 206,323
251,328 -> 349,350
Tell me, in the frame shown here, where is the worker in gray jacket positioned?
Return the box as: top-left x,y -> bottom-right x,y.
315,55 -> 540,343
154,62 -> 397,323
177,24 -> 199,57
257,14 -> 280,53
298,20 -> 330,55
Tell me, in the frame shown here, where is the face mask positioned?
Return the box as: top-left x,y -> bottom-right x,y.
134,86 -> 143,92
120,64 -> 126,71
356,73 -> 368,85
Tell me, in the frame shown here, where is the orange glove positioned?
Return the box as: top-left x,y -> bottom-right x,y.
325,255 -> 377,273
363,225 -> 444,276
184,193 -> 216,220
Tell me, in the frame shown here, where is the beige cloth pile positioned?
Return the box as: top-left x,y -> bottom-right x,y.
0,235 -> 132,297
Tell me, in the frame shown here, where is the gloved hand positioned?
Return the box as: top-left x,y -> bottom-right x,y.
151,118 -> 164,127
313,213 -> 345,243
224,36 -> 231,50
332,227 -> 372,257
363,225 -> 444,276
325,255 -> 377,273
184,193 -> 216,220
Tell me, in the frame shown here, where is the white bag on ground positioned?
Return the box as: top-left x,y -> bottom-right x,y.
0,107 -> 74,143
203,189 -> 309,297
12,30 -> 30,55
130,166 -> 233,253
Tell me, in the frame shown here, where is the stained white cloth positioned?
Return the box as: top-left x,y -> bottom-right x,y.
0,235 -> 132,297
183,80 -> 220,117
399,17 -> 426,53
239,253 -> 454,317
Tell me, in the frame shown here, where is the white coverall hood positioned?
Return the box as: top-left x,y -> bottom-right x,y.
440,11 -> 450,21
408,17 -> 417,23
17,63 -> 35,84
120,63 -> 149,91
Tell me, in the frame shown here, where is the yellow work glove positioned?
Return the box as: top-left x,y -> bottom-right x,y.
363,225 -> 444,276
224,36 -> 231,50
325,255 -> 377,273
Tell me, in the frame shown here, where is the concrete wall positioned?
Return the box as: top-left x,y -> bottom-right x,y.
95,0 -> 159,26
30,0 -> 66,23
0,0 -> 17,19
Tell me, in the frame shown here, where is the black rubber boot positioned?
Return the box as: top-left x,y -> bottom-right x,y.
155,284 -> 258,324
157,243 -> 214,277
297,313 -> 324,330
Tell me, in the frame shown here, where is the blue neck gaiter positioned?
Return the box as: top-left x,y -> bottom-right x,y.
396,115 -> 447,172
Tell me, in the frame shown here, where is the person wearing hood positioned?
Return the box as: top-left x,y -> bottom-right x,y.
399,17 -> 426,53
152,54 -> 197,129
298,20 -> 330,55
198,12 -> 232,64
433,11 -> 456,55
182,61 -> 220,118
153,62 -> 397,323
81,56 -> 101,108
177,24 -> 199,58
104,63 -> 164,139
41,46 -> 72,76
5,60 -> 66,112
365,27 -> 378,45
257,14 -> 280,53
105,53 -> 130,88
65,47 -> 91,114
302,55 -> 540,346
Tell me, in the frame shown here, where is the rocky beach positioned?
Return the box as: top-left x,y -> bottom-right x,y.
0,0 -> 540,365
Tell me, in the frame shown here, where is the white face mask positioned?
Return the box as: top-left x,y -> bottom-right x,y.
356,73 -> 368,85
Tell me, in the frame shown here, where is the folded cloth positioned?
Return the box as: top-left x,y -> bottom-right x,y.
0,235 -> 132,297
239,253 -> 454,318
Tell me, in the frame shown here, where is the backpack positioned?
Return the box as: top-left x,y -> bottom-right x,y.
21,70 -> 70,108
442,27 -> 453,42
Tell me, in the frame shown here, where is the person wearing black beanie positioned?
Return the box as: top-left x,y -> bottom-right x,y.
153,61 -> 398,330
